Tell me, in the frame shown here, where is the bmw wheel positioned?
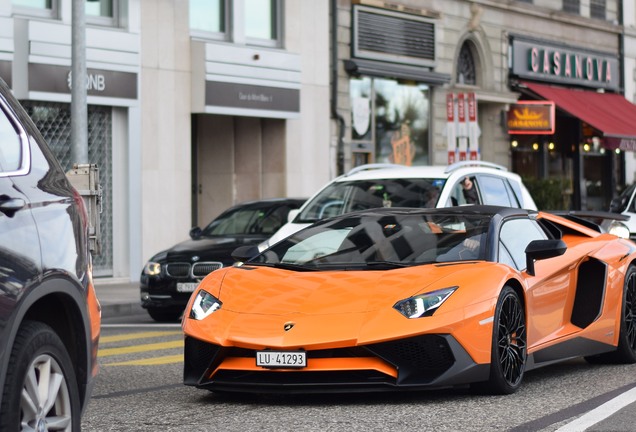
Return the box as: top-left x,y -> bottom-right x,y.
485,286 -> 527,394
0,320 -> 80,431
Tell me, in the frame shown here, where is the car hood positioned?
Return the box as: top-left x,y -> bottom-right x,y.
163,236 -> 266,263
217,263 -> 480,315
186,261 -> 507,348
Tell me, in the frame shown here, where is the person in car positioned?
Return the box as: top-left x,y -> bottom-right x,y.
462,176 -> 479,204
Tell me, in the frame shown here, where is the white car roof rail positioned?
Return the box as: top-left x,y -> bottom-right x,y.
445,160 -> 508,174
344,163 -> 409,177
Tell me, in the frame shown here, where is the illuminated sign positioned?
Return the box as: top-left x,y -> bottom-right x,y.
507,101 -> 555,134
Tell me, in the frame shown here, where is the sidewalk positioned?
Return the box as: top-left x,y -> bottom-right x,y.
94,278 -> 144,318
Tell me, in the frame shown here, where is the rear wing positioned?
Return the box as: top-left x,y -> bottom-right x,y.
549,210 -> 628,234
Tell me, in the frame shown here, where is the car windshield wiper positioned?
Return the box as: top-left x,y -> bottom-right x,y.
364,261 -> 413,270
245,262 -> 318,272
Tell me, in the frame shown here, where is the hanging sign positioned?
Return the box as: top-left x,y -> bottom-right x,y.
507,101 -> 555,134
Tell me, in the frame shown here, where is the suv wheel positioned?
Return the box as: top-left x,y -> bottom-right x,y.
0,321 -> 80,431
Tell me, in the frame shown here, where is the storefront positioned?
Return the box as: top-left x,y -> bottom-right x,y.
508,35 -> 636,211
343,1 -> 450,167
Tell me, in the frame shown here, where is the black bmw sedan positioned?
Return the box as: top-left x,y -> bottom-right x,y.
140,198 -> 305,321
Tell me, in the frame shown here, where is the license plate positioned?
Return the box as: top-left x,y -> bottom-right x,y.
176,282 -> 199,293
256,351 -> 307,368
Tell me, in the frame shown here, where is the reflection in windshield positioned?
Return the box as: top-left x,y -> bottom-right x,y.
203,206 -> 286,236
296,178 -> 445,223
250,211 -> 491,270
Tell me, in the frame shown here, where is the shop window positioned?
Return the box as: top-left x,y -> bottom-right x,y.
562,0 -> 580,14
457,43 -> 476,85
590,0 -> 606,20
190,0 -> 281,47
350,77 -> 430,166
12,0 -> 58,18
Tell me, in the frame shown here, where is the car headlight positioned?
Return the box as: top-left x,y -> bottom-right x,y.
143,261 -> 161,276
190,290 -> 222,320
608,221 -> 630,239
393,287 -> 457,319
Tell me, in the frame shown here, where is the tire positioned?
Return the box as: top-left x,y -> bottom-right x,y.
0,320 -> 80,432
586,265 -> 636,364
479,286 -> 527,395
147,307 -> 182,322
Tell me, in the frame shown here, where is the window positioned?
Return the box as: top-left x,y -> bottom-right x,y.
245,0 -> 278,43
190,0 -> 226,35
562,0 -> 580,14
350,77 -> 431,165
457,43 -> 476,85
189,0 -> 281,47
479,176 -> 520,207
590,0 -> 606,19
0,108 -> 23,173
499,219 -> 547,270
12,0 -> 57,18
86,0 -> 117,26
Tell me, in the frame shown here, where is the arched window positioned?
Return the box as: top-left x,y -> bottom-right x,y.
457,43 -> 477,85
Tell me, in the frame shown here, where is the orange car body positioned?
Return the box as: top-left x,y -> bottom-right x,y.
182,207 -> 636,394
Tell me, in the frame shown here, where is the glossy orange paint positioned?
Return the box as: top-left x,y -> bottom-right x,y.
183,210 -> 636,388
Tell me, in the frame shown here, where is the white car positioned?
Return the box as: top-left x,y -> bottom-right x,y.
261,161 -> 537,250
609,183 -> 636,240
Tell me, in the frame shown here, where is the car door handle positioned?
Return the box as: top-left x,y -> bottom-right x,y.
0,196 -> 26,217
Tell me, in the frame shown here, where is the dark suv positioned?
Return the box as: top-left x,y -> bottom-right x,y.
0,78 -> 100,430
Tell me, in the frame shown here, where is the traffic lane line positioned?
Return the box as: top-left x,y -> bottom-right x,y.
556,386 -> 636,431
102,354 -> 184,366
98,340 -> 183,357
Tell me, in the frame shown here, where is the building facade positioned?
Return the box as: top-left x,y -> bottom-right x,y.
1,0 -> 330,282
332,0 -> 634,212
2,0 -> 636,282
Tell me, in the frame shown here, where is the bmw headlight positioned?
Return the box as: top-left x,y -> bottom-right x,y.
608,221 -> 630,239
143,261 -> 161,276
190,290 -> 222,320
393,287 -> 457,319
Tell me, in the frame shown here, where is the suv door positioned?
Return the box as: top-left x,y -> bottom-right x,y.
0,99 -> 41,297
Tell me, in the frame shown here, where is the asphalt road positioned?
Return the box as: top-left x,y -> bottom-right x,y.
81,312 -> 636,432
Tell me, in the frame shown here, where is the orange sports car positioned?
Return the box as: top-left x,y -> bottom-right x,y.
182,206 -> 636,395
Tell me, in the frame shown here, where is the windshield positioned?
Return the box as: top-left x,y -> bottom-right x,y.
250,211 -> 491,270
202,205 -> 289,236
295,178 -> 446,223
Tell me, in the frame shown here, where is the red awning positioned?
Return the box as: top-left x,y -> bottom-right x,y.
522,81 -> 636,150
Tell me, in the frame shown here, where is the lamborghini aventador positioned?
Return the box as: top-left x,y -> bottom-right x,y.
182,205 -> 636,395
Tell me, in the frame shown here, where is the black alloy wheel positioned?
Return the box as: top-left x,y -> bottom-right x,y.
485,286 -> 527,394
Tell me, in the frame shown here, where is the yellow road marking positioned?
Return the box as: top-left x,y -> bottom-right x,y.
98,340 -> 183,357
102,354 -> 184,366
99,331 -> 182,344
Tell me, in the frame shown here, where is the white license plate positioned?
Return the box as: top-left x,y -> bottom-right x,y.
256,351 -> 306,368
176,282 -> 199,293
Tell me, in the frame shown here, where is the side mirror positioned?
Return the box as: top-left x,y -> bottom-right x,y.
189,227 -> 202,240
232,245 -> 260,263
525,239 -> 567,276
287,209 -> 300,223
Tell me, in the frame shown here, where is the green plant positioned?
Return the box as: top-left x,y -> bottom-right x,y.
523,177 -> 572,210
